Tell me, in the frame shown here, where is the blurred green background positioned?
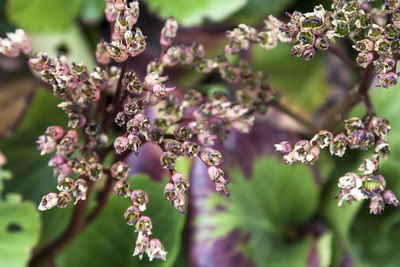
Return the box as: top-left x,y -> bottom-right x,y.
1,0 -> 400,267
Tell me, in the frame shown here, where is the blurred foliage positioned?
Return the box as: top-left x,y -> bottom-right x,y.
145,0 -> 247,26
57,175 -> 186,267
251,44 -> 328,113
198,157 -> 320,266
6,0 -> 83,32
0,167 -> 41,267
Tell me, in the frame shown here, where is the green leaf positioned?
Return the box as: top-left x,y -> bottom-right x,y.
198,156 -> 319,266
145,0 -> 247,26
6,0 -> 83,32
231,0 -> 294,25
251,44 -> 329,113
316,231 -> 333,267
0,166 -> 41,267
57,174 -> 186,267
0,196 -> 41,267
79,0 -> 106,23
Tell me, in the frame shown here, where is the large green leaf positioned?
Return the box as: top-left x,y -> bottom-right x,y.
197,156 -> 319,266
6,0 -> 83,32
57,174 -> 186,267
145,0 -> 247,26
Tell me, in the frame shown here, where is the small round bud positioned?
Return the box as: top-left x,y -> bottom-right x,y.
38,193 -> 58,211
131,190 -> 149,212
114,180 -> 130,197
358,157 -> 379,175
88,163 -> 103,181
57,192 -> 72,208
114,136 -> 129,154
57,177 -> 75,192
182,141 -> 200,158
136,216 -> 152,233
160,152 -> 176,169
383,190 -> 399,207
111,161 -> 130,180
369,195 -> 385,215
330,133 -> 347,157
124,205 -> 141,225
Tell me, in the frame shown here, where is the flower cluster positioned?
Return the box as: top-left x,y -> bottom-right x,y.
275,115 -> 398,213
1,0 -> 279,260
0,29 -> 31,57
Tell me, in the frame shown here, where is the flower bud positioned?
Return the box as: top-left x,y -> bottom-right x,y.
114,180 -> 130,197
57,177 -> 75,192
305,145 -> 320,165
160,152 -> 176,169
111,161 -> 130,180
200,148 -> 223,166
172,172 -> 190,193
374,140 -> 390,159
293,140 -> 311,163
49,154 -> 66,167
124,28 -> 146,57
136,216 -> 153,234
383,190 -> 399,207
164,183 -> 186,213
57,192 -> 72,208
147,238 -> 167,261
115,112 -> 126,127
106,41 -> 128,62
131,190 -> 149,212
369,195 -> 385,215
71,62 -> 89,82
124,101 -> 141,117
338,172 -> 361,189
38,193 -> 58,211
165,140 -> 183,157
311,130 -> 333,149
88,163 -> 103,181
353,39 -> 374,52
133,231 -> 150,259
370,117 -> 391,139
96,41 -> 111,65
376,72 -> 398,88
124,205 -> 141,225
160,17 -> 178,47
114,136 -> 129,154
329,133 -> 347,157
362,175 -> 386,196
356,52 -> 374,68
29,52 -> 50,71
207,166 -> 229,196
360,154 -> 379,173
194,58 -> 214,73
182,141 -> 200,158
375,39 -> 391,55
122,70 -> 142,94
74,179 -> 88,204
36,135 -> 57,155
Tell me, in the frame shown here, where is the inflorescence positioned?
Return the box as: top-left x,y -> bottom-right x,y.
1,0 -> 400,261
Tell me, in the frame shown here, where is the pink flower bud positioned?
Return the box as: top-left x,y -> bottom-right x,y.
111,161 -> 130,179
131,190 -> 149,212
147,238 -> 167,261
114,136 -> 129,154
383,190 -> 399,207
124,205 -> 141,225
38,192 -> 58,211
